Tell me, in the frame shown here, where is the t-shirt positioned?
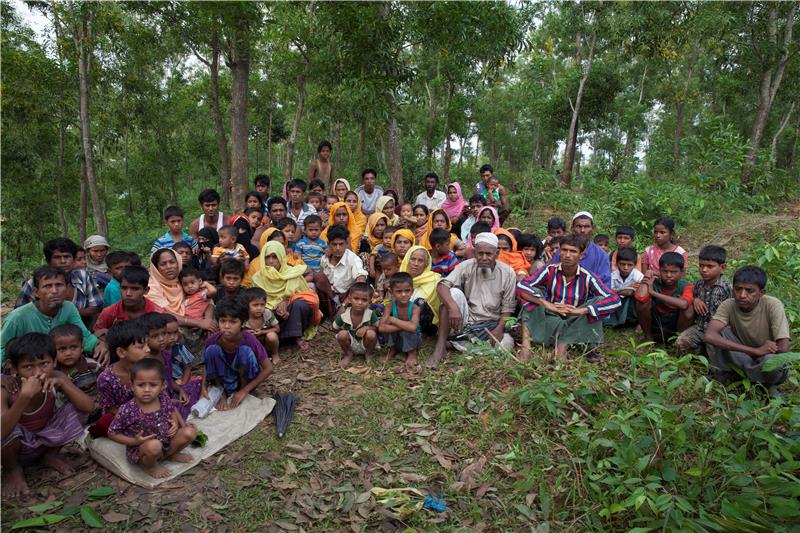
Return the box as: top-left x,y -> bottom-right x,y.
634,278 -> 693,315
431,251 -> 459,276
440,259 -> 517,323
103,278 -> 121,306
244,309 -> 279,333
414,190 -> 447,211
641,244 -> 688,276
611,268 -> 644,292
94,298 -> 163,331
296,236 -> 327,271
0,302 -> 98,362
204,331 -> 268,365
333,307 -> 379,340
355,185 -> 385,216
212,243 -> 249,260
692,276 -> 731,332
711,295 -> 791,348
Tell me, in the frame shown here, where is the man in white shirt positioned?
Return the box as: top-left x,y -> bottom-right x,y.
414,172 -> 446,211
315,224 -> 367,318
355,168 -> 384,216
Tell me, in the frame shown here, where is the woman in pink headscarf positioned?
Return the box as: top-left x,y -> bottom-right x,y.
440,182 -> 468,221
476,206 -> 500,232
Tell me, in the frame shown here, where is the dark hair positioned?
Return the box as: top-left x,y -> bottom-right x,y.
105,251 -> 130,269
49,323 -> 83,343
479,164 -> 493,174
268,231 -> 285,243
389,272 -> 414,289
119,265 -> 150,287
659,251 -> 685,271
413,204 -> 430,216
508,228 -> 522,241
215,297 -> 248,322
163,206 -> 184,220
617,247 -> 638,264
429,228 -> 452,247
107,320 -> 149,362
349,282 -> 373,298
151,248 -> 178,268
126,252 -> 142,267
560,234 -> 587,252
140,312 -> 170,333
326,194 -> 339,202
380,251 -> 398,265
593,234 -> 610,244
6,332 -> 55,366
288,179 -> 307,193
254,174 -> 271,188
245,190 -> 263,204
547,217 -> 567,232
43,238 -> 79,262
219,258 -> 246,278
309,178 -> 326,191
698,245 -> 727,265
497,233 -> 513,247
518,234 -> 543,258
616,226 -> 636,238
318,140 -> 332,153
163,314 -> 178,325
361,168 -> 377,179
198,189 -> 221,204
267,196 -> 287,211
733,265 -> 767,289
654,216 -> 676,235
178,267 -> 203,282
470,221 -> 491,237
275,217 -> 297,231
244,207 -> 262,217
423,172 -> 439,184
218,225 -> 238,239
344,190 -> 359,203
468,193 -> 487,206
32,265 -> 66,288
304,214 -> 322,228
172,241 -> 192,253
130,357 -> 166,382
327,224 -> 350,243
243,287 -> 267,304
307,191 -> 323,202
431,209 -> 450,225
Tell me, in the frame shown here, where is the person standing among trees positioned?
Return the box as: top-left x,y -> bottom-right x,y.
355,168 -> 384,216
414,172 -> 446,211
189,189 -> 225,239
475,164 -> 510,224
307,140 -> 335,191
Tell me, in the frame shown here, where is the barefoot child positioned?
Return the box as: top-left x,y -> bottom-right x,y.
242,287 -> 280,365
108,358 -> 197,479
333,283 -> 379,367
179,267 -> 217,350
373,252 -> 400,312
635,252 -> 693,344
605,247 -> 643,327
2,333 -> 94,498
164,315 -> 199,386
378,273 -> 422,367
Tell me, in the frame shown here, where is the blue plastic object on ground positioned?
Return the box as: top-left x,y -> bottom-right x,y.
422,494 -> 447,512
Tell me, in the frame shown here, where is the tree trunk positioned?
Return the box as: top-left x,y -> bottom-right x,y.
561,32 -> 596,188
56,122 -> 69,236
206,32 -> 231,206
672,49 -> 697,169
442,81 -> 455,181
79,153 -> 88,243
770,102 -> 795,168
267,110 -> 273,175
285,73 -> 306,183
359,118 -> 366,172
386,96 -> 403,199
425,80 -> 438,169
74,9 -> 106,236
743,3 -> 797,183
228,20 -> 251,213
788,114 -> 800,172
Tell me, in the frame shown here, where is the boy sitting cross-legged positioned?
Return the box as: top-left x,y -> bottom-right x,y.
242,287 -> 280,365
605,247 -> 643,327
333,282 -> 379,367
635,252 -> 693,344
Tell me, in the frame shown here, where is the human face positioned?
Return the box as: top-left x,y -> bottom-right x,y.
263,253 -> 281,269
34,275 -> 66,311
164,321 -> 180,348
559,243 -> 582,269
699,259 -> 725,284
54,335 -> 83,368
572,217 -> 594,238
288,186 -> 304,204
334,206 -> 349,225
13,355 -> 54,380
48,250 -> 75,272
393,236 -> 412,258
110,261 -> 130,281
74,250 -> 87,270
305,223 -> 322,241
733,281 -> 764,312
344,193 -> 359,213
424,176 -> 437,193
618,259 -> 635,278
334,181 -> 348,198
447,186 -> 458,202
248,299 -> 266,320
407,249 -> 428,277
221,274 -> 242,292
400,204 -> 413,219
432,213 -> 449,230
414,207 -> 428,226
166,216 -> 184,235
176,247 -> 193,267
246,195 -> 262,209
248,211 -> 262,229
659,264 -> 682,288
309,197 -> 321,211
382,259 -> 399,278
382,200 -> 395,219
383,230 -> 395,248
255,183 -> 269,196
349,291 -> 370,312
319,146 -> 331,161
497,238 -> 512,253
218,316 -> 243,340
653,224 -> 672,247
281,225 -> 297,244
362,172 -> 376,193
269,203 -> 286,222
488,177 -> 499,190
120,279 -> 147,308
390,282 -> 413,305
469,201 -> 484,216
118,339 -> 151,364
88,246 -> 108,265
521,246 -> 536,263
474,243 -> 498,269
132,368 -> 164,405
616,234 -> 632,249
329,238 -> 347,259
201,200 -> 219,217
548,227 -> 565,238
219,231 -> 236,248
326,196 -> 338,210
372,218 -> 386,238
147,326 -> 168,352
480,170 -> 492,184
180,275 -> 202,296
156,251 -> 179,280
479,210 -> 495,226
595,240 -> 610,253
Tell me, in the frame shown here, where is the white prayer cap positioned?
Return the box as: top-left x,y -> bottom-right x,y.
572,211 -> 594,222
474,232 -> 499,248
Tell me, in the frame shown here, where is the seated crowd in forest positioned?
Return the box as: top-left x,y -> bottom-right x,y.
0,141 -> 793,497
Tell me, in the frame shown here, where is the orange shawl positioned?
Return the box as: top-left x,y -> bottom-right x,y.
494,228 -> 531,274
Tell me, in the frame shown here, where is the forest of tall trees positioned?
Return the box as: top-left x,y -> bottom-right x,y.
2,1 -> 798,263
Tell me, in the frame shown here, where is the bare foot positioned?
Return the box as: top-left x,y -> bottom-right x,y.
295,338 -> 310,351
271,354 -> 282,365
424,351 -> 444,368
169,452 -> 194,463
365,353 -> 375,363
142,463 -> 172,479
1,466 -> 29,498
518,349 -> 531,362
405,354 -> 418,367
42,448 -> 74,476
340,354 -> 353,368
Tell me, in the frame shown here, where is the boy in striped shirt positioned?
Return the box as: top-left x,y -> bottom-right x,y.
295,215 -> 327,272
429,229 -> 459,276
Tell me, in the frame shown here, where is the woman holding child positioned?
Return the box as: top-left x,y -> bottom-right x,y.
399,246 -> 442,335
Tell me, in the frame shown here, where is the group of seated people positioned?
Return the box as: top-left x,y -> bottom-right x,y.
0,159 -> 793,497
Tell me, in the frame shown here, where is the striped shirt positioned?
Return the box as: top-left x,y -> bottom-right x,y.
16,269 -> 103,311
516,264 -> 620,321
431,251 -> 459,276
295,236 -> 327,271
287,203 -> 317,231
151,231 -> 197,254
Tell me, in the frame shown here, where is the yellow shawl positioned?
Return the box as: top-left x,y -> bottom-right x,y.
399,245 -> 442,325
376,195 -> 400,226
419,208 -> 458,251
251,242 -> 310,309
244,227 -> 279,287
320,201 -> 360,251
345,192 -> 368,243
364,212 -> 389,249
390,228 -> 416,259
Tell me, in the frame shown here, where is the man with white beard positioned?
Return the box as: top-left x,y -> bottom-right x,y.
426,232 -> 517,367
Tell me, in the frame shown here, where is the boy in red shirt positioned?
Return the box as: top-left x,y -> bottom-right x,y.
635,252 -> 693,344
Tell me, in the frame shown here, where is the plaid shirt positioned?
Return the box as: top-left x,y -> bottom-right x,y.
692,276 -> 731,332
16,269 -> 103,310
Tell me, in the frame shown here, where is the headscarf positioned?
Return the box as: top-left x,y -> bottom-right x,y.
84,235 -> 110,273
390,229 -> 416,259
345,191 -> 368,241
320,201 -> 360,251
364,212 -> 389,249
332,178 -> 351,200
419,208 -> 458,251
244,227 -> 280,287
399,245 -> 442,325
252,242 -> 309,309
440,182 -> 468,221
148,248 -> 184,314
476,206 -> 500,232
234,217 -> 259,259
198,227 -> 219,249
376,195 -> 399,225
494,228 -> 530,274
384,189 -> 401,215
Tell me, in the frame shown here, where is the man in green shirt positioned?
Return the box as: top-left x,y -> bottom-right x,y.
1,267 -> 109,366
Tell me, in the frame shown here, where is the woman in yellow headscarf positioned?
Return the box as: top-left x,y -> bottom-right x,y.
399,245 -> 442,329
243,227 -> 279,287
494,228 -> 531,280
418,208 -> 463,254
344,191 -> 367,244
332,178 -> 350,201
320,201 -> 360,251
376,195 -> 399,225
390,228 -> 415,262
363,212 -> 389,250
252,241 -> 321,349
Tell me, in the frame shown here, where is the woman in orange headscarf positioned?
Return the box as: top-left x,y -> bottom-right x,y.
418,208 -> 465,256
320,201 -> 360,252
390,228 -> 415,263
344,191 -> 368,243
494,228 -> 531,280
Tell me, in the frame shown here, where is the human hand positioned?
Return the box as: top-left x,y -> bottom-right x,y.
168,416 -> 179,438
488,323 -> 505,346
1,374 -> 19,395
215,393 -> 228,411
448,305 -> 463,332
18,376 -> 43,400
754,340 -> 778,357
199,318 -> 218,332
177,387 -> 189,405
693,299 -> 708,316
93,341 -> 110,367
275,301 -> 289,319
630,281 -> 641,291
547,302 -> 572,316
230,390 -> 246,409
133,431 -> 157,445
42,370 -> 67,393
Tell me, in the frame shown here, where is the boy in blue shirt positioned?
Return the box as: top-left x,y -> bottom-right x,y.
295,214 -> 327,272
152,206 -> 197,253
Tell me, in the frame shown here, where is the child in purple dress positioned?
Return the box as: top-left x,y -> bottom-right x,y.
108,358 -> 196,479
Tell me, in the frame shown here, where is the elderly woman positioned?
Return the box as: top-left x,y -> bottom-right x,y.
399,246 -> 442,336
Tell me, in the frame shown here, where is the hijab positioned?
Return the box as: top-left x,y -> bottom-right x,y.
399,245 -> 442,325
333,178 -> 351,200
384,189 -> 401,215
243,227 -> 280,287
320,201 -> 360,251
234,217 -> 259,259
198,227 -> 219,249
376,195 -> 399,225
364,212 -> 389,249
252,241 -> 310,309
390,228 -> 416,259
345,191 -> 368,240
494,228 -> 531,274
477,206 -> 500,232
419,208 -> 458,251
148,248 -> 184,314
83,235 -> 110,273
440,182 -> 468,221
